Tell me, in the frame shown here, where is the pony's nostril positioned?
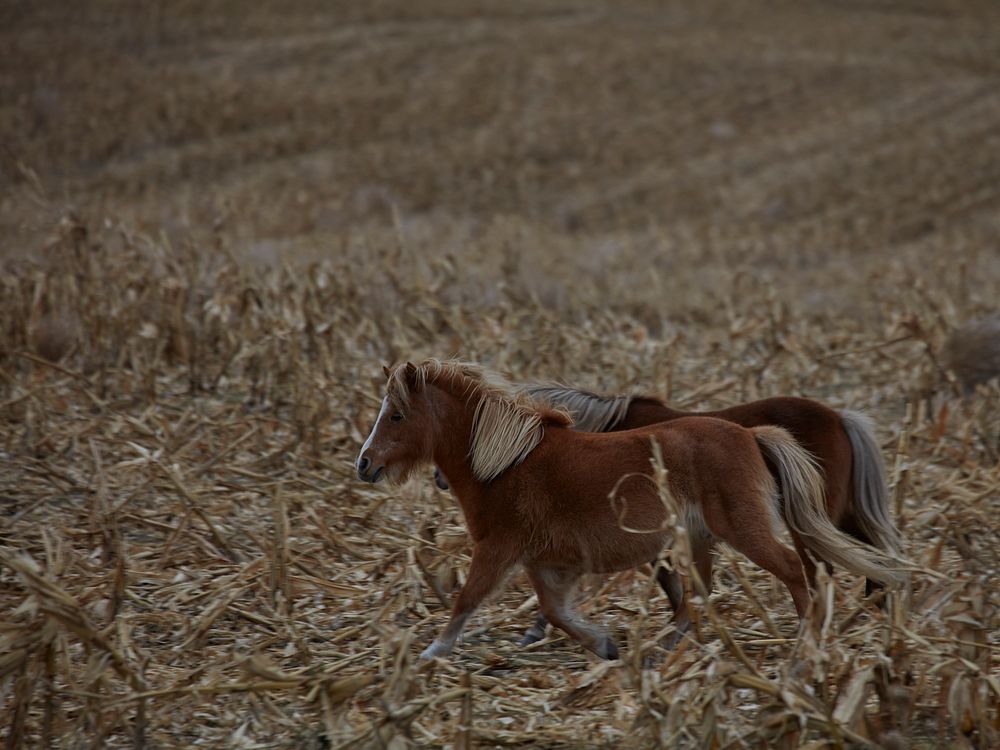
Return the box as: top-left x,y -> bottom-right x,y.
358,455 -> 371,474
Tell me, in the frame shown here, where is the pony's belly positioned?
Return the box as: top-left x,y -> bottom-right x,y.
529,528 -> 669,574
588,532 -> 670,574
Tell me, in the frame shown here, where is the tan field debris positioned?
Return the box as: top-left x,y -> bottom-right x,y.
2,2 -> 999,747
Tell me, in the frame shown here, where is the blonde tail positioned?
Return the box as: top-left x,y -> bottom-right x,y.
752,425 -> 907,588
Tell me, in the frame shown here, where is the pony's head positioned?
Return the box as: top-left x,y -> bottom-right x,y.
356,359 -> 571,486
356,362 -> 437,484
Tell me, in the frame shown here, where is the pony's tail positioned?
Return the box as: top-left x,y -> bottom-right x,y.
838,410 -> 903,555
752,425 -> 907,588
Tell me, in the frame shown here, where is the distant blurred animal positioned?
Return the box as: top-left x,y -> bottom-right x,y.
433,383 -> 902,646
942,315 -> 1000,394
357,360 -> 905,661
28,313 -> 77,362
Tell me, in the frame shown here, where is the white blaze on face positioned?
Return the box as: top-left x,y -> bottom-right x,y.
357,397 -> 390,470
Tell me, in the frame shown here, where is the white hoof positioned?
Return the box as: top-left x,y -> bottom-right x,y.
419,640 -> 451,661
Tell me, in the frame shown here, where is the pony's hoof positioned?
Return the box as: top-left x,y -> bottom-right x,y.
597,638 -> 619,660
864,584 -> 888,610
419,640 -> 451,661
518,626 -> 546,647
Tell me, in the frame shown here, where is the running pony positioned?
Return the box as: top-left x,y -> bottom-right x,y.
471,383 -> 902,645
357,360 -> 904,661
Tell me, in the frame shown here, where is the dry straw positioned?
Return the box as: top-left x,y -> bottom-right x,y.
0,215 -> 997,748
5,2 -> 1000,743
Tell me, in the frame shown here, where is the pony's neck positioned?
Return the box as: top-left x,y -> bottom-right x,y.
427,384 -> 482,496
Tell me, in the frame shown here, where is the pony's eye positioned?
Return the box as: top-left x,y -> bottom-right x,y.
390,413 -> 404,423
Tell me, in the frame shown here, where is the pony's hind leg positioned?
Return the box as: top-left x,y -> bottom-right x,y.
527,566 -> 618,660
662,537 -> 715,650
699,474 -> 811,620
723,514 -> 811,620
841,519 -> 884,598
655,558 -> 685,614
791,533 -> 820,588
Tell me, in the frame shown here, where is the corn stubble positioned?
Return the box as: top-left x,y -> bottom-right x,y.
0,213 -> 996,749
2,1 -> 1000,747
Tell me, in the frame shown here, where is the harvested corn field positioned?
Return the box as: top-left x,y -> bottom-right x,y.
1,1 -> 999,748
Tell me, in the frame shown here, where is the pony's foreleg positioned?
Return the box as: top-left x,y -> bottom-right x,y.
420,544 -> 516,660
662,541 -> 714,650
527,566 -> 618,660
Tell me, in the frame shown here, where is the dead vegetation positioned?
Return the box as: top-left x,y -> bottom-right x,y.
1,214 -> 997,748
2,1 -> 1000,747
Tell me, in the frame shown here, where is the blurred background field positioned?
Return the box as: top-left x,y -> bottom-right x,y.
1,1 -> 998,748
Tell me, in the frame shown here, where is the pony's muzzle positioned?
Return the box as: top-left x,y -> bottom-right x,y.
356,454 -> 384,483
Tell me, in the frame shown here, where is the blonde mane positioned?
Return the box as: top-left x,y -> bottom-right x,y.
386,359 -> 569,482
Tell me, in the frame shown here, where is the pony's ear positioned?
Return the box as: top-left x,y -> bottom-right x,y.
382,364 -> 392,379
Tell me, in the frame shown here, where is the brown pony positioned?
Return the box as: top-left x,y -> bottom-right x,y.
357,360 -> 904,661
437,382 -> 902,645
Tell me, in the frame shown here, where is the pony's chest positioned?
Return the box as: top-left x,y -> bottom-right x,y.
452,491 -> 513,542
